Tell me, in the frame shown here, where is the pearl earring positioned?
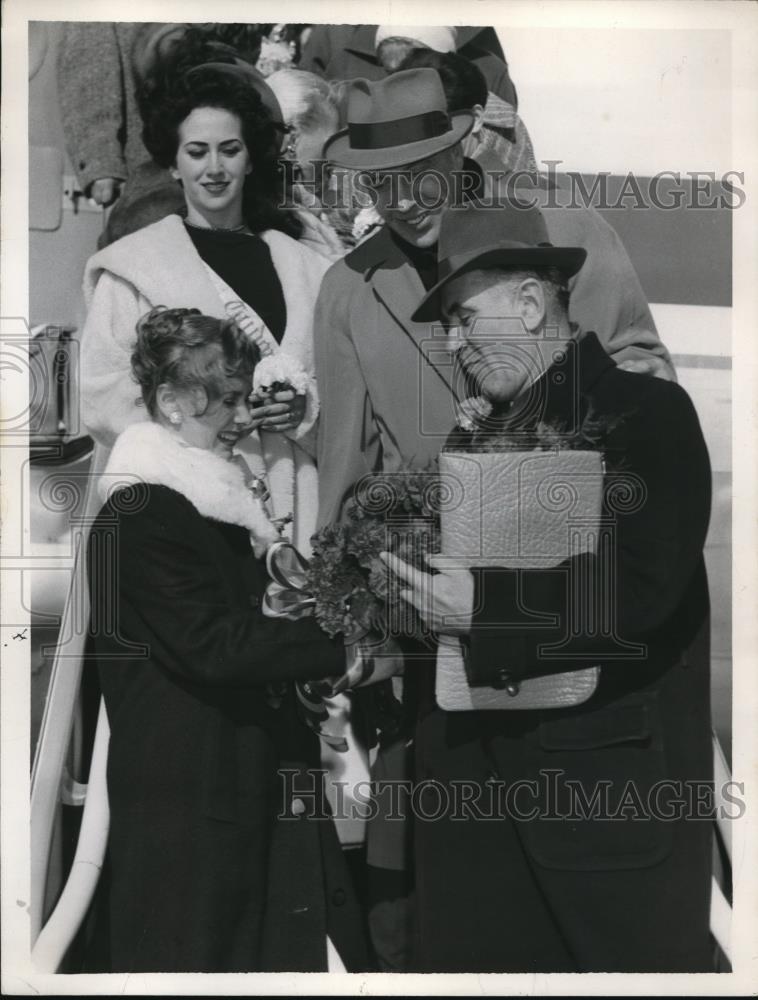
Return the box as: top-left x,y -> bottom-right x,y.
169,411 -> 182,425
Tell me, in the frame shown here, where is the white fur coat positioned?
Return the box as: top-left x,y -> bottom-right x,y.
80,214 -> 331,554
100,421 -> 280,556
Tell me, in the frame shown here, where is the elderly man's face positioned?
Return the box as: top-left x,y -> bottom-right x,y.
363,146 -> 461,248
441,268 -> 551,405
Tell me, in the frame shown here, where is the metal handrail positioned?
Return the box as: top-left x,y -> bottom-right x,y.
31,699 -> 110,972
29,533 -> 89,941
710,730 -> 733,961
29,441 -> 108,941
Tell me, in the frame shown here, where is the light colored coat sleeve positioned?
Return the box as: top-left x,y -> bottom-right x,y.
535,196 -> 675,379
260,231 -> 334,459
566,208 -> 674,378
500,174 -> 675,379
313,265 -> 382,528
79,271 -> 152,447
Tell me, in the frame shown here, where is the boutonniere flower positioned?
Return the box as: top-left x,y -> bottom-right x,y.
351,205 -> 382,243
252,353 -> 310,397
456,395 -> 494,432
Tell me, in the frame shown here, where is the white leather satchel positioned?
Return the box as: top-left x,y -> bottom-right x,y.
435,450 -> 603,711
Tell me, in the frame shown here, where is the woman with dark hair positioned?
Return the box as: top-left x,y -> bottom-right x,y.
87,306 -> 369,972
138,50 -> 300,238
80,62 -> 330,555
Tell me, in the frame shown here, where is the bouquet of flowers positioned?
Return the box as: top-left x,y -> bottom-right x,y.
306,467 -> 441,641
455,394 -> 623,456
252,353 -> 310,399
262,469 -> 438,738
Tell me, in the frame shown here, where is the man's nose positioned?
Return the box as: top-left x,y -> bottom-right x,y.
443,327 -> 466,354
393,173 -> 416,211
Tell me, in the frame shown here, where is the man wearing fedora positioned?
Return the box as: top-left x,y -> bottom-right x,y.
381,200 -> 713,972
313,69 -> 673,528
312,68 -> 686,971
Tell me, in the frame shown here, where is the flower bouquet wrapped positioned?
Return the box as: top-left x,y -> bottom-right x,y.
265,466 -> 441,646
262,468 -> 439,747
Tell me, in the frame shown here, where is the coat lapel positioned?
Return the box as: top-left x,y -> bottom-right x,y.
369,239 -> 461,403
348,228 -> 462,468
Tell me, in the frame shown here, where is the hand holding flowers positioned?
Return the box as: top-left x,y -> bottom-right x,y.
250,353 -> 310,433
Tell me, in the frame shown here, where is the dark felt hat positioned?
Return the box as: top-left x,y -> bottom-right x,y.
323,68 -> 474,170
184,59 -> 284,125
411,200 -> 587,322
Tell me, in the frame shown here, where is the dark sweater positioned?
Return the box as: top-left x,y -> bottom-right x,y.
184,224 -> 287,342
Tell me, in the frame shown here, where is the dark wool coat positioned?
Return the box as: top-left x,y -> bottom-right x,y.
409,332 -> 714,972
300,24 -> 517,107
87,483 -> 369,973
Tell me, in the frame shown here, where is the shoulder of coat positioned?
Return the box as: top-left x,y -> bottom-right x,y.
340,224 -> 392,274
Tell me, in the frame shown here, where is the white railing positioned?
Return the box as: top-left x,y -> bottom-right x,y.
31,699 -> 110,972
29,441 -> 108,944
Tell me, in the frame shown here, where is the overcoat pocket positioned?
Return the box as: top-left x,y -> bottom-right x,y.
518,692 -> 674,871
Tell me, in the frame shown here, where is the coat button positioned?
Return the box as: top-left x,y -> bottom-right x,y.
331,888 -> 346,907
249,594 -> 260,608
291,798 -> 306,816
493,668 -> 512,689
506,682 -> 521,697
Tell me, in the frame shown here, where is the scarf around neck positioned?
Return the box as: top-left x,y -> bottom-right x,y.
99,421 -> 281,557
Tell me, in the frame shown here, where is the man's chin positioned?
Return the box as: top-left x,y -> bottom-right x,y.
479,378 -> 526,407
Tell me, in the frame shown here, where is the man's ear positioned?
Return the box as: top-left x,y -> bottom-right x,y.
471,104 -> 486,136
516,277 -> 547,333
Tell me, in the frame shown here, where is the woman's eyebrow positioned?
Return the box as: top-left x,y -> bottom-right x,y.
183,138 -> 242,147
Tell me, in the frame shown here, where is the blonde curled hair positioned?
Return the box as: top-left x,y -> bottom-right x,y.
131,306 -> 260,417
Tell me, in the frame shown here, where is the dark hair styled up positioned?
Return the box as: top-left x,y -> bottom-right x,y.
396,48 -> 488,113
138,37 -> 301,238
131,307 -> 260,418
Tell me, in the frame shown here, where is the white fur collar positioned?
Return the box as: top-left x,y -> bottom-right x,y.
100,422 -> 280,556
